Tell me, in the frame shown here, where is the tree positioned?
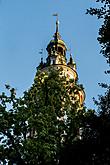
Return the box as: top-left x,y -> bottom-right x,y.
60,1 -> 110,164
74,1 -> 110,164
0,68 -> 84,165
80,1 -> 110,164
87,0 -> 110,65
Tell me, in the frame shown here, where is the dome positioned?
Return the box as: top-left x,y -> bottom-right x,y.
47,38 -> 67,52
46,18 -> 67,53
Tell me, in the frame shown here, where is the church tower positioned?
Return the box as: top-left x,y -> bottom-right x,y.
37,17 -> 85,108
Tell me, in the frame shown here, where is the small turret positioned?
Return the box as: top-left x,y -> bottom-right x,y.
67,54 -> 76,70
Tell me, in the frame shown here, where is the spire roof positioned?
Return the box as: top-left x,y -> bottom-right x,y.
53,13 -> 61,40
46,15 -> 67,52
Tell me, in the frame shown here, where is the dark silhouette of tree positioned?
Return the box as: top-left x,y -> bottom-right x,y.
87,0 -> 110,65
60,1 -> 110,164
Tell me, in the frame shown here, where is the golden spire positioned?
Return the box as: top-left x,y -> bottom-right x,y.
53,13 -> 61,40
53,13 -> 59,32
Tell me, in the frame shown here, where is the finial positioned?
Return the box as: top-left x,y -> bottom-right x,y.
67,48 -> 76,69
70,54 -> 73,64
53,13 -> 61,40
68,48 -> 73,64
53,13 -> 59,33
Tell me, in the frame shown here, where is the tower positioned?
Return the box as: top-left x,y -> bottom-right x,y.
37,17 -> 85,108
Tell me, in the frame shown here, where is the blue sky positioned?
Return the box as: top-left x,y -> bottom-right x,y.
0,0 -> 108,109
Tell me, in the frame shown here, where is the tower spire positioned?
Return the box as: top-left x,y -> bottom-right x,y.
53,13 -> 59,33
53,13 -> 61,40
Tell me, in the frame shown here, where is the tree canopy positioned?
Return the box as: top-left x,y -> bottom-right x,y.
60,1 -> 110,164
0,68 -> 84,165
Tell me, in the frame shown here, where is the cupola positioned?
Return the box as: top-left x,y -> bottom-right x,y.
46,16 -> 67,65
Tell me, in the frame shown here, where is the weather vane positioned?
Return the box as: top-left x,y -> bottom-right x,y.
53,13 -> 58,21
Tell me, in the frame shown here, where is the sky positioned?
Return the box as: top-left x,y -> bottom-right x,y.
0,0 -> 108,109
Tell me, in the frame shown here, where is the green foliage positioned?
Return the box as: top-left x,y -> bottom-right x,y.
60,1 -> 110,164
0,68 -> 84,165
75,1 -> 110,164
87,0 -> 110,64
